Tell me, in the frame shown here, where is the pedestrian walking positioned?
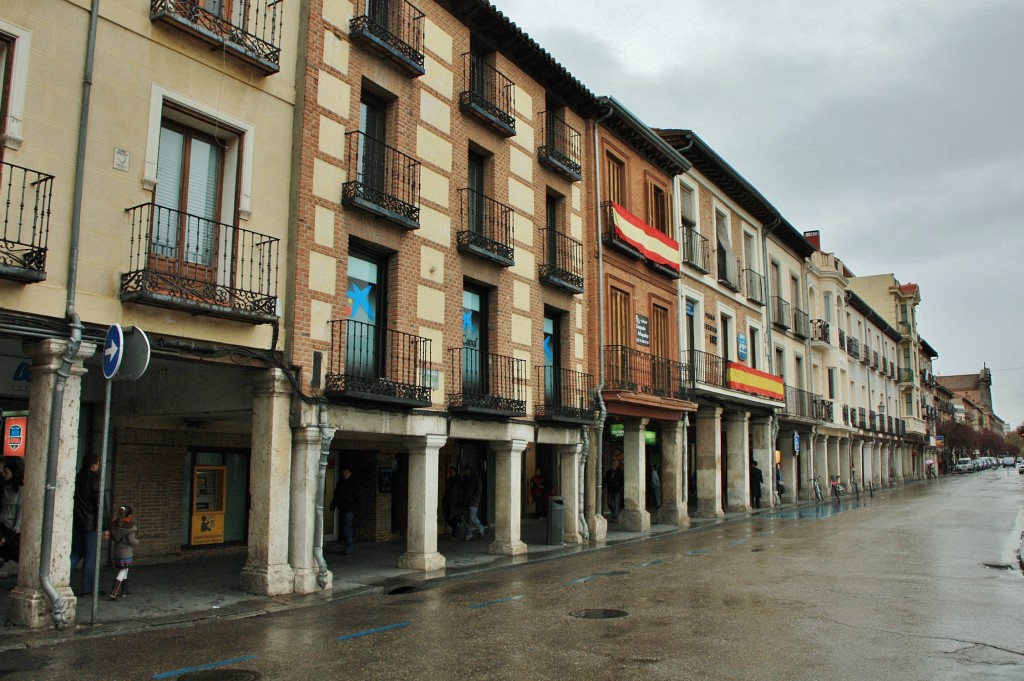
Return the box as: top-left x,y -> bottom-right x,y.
750,460 -> 764,509
529,468 -> 545,519
461,465 -> 485,540
604,459 -> 624,522
107,505 -> 139,601
70,454 -> 104,596
649,463 -> 662,511
441,466 -> 463,538
0,459 -> 24,572
330,468 -> 361,555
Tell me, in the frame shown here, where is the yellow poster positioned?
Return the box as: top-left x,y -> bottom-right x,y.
190,466 -> 226,545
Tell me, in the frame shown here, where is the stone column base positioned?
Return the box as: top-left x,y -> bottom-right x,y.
695,501 -> 724,518
240,562 -> 295,596
588,514 -> 607,542
7,586 -> 77,629
293,566 -> 331,594
398,551 -> 446,572
726,502 -> 752,513
488,540 -> 527,556
618,508 -> 650,532
658,503 -> 690,527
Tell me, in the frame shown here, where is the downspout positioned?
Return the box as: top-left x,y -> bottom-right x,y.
673,137 -> 695,512
578,424 -> 590,542
312,402 -> 334,588
591,102 -> 614,526
40,0 -> 100,629
800,256 -> 814,482
761,216 -> 782,488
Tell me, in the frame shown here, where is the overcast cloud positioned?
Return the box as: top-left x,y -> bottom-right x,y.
497,0 -> 1024,428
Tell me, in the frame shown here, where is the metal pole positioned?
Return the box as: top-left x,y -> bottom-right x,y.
91,377 -> 112,623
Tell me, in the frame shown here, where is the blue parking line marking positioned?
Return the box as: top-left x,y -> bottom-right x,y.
687,548 -> 710,556
568,575 -> 597,585
336,621 -> 412,641
469,595 -> 523,609
153,655 -> 256,679
638,558 -> 665,567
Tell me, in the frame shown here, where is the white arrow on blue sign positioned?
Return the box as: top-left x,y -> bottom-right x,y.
102,324 -> 124,380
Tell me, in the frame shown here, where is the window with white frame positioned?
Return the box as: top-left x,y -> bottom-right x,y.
0,19 -> 31,151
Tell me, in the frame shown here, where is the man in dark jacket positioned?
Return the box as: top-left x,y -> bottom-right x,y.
330,468 -> 360,554
70,454 -> 102,595
461,465 -> 485,540
750,460 -> 764,509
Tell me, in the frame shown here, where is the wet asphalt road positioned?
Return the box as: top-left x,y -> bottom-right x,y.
2,470 -> 1023,680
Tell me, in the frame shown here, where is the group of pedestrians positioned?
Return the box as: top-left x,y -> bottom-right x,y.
442,465 -> 486,541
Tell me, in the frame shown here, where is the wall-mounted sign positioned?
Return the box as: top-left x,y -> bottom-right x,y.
793,433 -> 801,454
636,314 -> 650,347
686,301 -> 695,316
737,333 -> 748,361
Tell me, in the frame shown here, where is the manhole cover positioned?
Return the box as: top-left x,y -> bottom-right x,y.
177,671 -> 260,681
569,608 -> 628,619
983,563 -> 1012,571
388,585 -> 417,595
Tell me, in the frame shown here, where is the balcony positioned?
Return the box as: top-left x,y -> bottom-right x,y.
681,226 -> 710,273
792,309 -> 810,339
838,328 -> 846,351
771,296 -> 791,330
150,0 -> 283,75
539,227 -> 584,294
861,343 -> 872,365
459,53 -> 515,137
899,368 -> 915,385
842,404 -> 850,426
869,411 -> 877,431
872,351 -> 880,370
342,131 -> 421,230
858,407 -> 866,428
814,398 -> 834,423
0,162 -> 54,283
783,385 -> 816,419
350,0 -> 425,76
688,349 -> 725,389
538,112 -> 582,181
534,365 -> 596,424
457,188 -> 514,266
716,249 -> 741,292
811,319 -> 830,345
325,320 -> 432,407
121,203 -> 279,323
846,337 -> 860,360
850,407 -> 858,428
743,268 -> 765,305
448,347 -> 526,417
605,345 -> 690,400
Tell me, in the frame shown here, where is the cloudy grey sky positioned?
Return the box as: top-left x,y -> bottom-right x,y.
497,0 -> 1024,429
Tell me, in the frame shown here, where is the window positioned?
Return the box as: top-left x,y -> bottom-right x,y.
605,153 -> 625,206
775,347 -> 785,381
827,368 -> 835,399
748,326 -> 760,370
543,309 -> 562,405
345,251 -> 386,379
794,355 -> 804,390
652,304 -> 671,393
467,150 -> 486,234
823,292 -> 832,323
719,313 -> 732,363
462,285 -> 489,394
790,275 -> 800,311
679,183 -> 696,227
608,287 -> 631,347
646,180 -> 671,236
742,232 -> 755,271
545,192 -> 560,266
0,19 -> 30,152
770,261 -> 781,299
715,209 -> 738,288
357,91 -> 389,193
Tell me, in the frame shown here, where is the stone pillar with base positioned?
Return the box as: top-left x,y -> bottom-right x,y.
658,418 -> 688,526
880,443 -> 891,487
778,429 -> 797,504
750,416 -> 773,506
290,419 -> 334,594
839,438 -> 852,486
8,339 -> 95,629
724,411 -> 751,512
489,439 -> 528,555
240,368 -> 295,596
399,434 -> 447,570
814,434 -> 829,491
695,406 -> 724,517
827,437 -> 841,488
557,443 -> 583,543
586,425 -> 607,542
871,442 -> 883,488
619,419 -> 650,532
857,440 -> 869,490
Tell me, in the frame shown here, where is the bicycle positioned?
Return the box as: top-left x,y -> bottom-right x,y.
811,476 -> 824,502
830,475 -> 844,502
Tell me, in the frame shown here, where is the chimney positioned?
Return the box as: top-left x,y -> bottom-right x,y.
803,230 -> 821,250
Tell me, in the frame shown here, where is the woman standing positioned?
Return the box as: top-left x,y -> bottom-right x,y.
108,505 -> 139,600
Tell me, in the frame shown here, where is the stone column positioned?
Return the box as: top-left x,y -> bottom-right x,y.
778,429 -> 797,504
871,442 -> 883,488
489,439 -> 528,555
8,339 -> 95,629
558,443 -> 583,543
724,411 -> 750,512
659,418 -> 688,526
750,416 -> 773,506
814,434 -> 829,491
827,437 -> 840,487
585,425 -> 607,541
695,406 -> 723,517
399,433 -> 447,570
620,419 -> 650,532
240,368 -> 295,596
290,422 -> 333,594
839,438 -> 852,486
880,443 -> 891,487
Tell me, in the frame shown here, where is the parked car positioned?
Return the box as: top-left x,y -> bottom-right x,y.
1017,461 -> 1024,475
1002,456 -> 1016,467
955,458 -> 973,473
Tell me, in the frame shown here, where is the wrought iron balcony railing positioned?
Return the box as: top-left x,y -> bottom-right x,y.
457,188 -> 514,266
842,404 -> 850,426
539,227 -> 584,294
150,0 -> 283,74
350,0 -> 425,76
0,161 -> 54,283
688,349 -> 726,389
534,365 -> 596,424
681,226 -> 710,273
899,368 -> 915,384
861,343 -> 872,365
604,345 -> 691,400
872,351 -> 880,370
325,319 -> 432,407
743,268 -> 765,305
538,111 -> 582,181
838,328 -> 846,351
814,398 -> 834,423
858,407 -> 866,429
121,203 -> 279,323
459,53 -> 515,137
811,319 -> 830,345
342,131 -> 421,230
771,296 -> 791,330
850,406 -> 858,428
792,308 -> 811,339
448,347 -> 526,416
783,385 -> 816,419
869,411 -> 877,431
716,249 -> 741,292
846,337 -> 860,360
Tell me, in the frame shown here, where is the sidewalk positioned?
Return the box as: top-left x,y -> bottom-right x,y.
0,507 -> 790,649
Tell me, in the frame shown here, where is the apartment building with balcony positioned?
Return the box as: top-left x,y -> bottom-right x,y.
585,101 -> 697,537
285,0 -> 599,583
0,0 -> 299,627
937,367 -> 1002,432
657,130 -> 785,516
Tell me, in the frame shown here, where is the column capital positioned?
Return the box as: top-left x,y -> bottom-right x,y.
23,338 -> 96,373
490,438 -> 528,457
247,367 -> 292,396
406,433 -> 447,455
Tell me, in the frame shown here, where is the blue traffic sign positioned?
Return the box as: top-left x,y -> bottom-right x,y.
793,432 -> 801,453
102,324 -> 124,380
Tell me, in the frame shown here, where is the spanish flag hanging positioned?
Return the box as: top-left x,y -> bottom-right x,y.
726,362 -> 785,401
610,203 -> 680,272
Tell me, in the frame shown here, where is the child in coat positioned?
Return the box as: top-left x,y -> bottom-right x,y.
108,505 -> 139,601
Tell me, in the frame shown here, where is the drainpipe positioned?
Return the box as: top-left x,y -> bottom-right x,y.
591,102 -> 614,526
312,403 -> 334,589
38,0 -> 100,630
760,216 -> 782,488
578,424 -> 590,542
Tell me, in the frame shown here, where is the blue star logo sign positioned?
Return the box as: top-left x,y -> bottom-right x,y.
347,284 -> 375,322
462,311 -> 476,335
